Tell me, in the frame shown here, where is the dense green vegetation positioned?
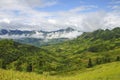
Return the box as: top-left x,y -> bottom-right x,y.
1,62 -> 120,80
15,38 -> 68,47
0,27 -> 120,76
0,39 -> 59,74
42,27 -> 120,72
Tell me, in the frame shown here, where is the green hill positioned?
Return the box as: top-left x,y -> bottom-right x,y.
0,27 -> 120,75
43,27 -> 120,53
0,62 -> 120,80
42,27 -> 120,72
0,39 -> 58,74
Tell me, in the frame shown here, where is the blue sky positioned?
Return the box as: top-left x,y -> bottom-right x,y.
35,0 -> 113,12
0,0 -> 120,31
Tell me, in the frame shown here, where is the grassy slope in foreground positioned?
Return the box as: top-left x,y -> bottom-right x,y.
0,62 -> 120,80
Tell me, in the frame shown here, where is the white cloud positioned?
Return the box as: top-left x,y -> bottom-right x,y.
0,0 -> 119,32
109,0 -> 120,11
69,5 -> 97,12
110,0 -> 120,4
48,19 -> 57,24
0,10 -> 120,31
111,5 -> 120,10
0,18 -> 11,24
104,12 -> 120,29
24,0 -> 57,8
0,0 -> 57,9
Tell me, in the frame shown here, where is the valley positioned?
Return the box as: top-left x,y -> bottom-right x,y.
0,27 -> 120,78
0,0 -> 120,80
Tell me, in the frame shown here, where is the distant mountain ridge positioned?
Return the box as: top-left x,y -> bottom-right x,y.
0,27 -> 82,39
0,27 -> 82,46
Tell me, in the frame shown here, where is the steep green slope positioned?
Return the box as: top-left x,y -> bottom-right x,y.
0,62 -> 120,80
0,39 -> 58,74
42,27 -> 120,72
0,27 -> 120,74
43,27 -> 120,54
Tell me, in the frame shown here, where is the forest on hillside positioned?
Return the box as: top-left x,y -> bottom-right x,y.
0,27 -> 120,75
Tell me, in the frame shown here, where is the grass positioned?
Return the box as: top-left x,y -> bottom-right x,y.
0,62 -> 120,80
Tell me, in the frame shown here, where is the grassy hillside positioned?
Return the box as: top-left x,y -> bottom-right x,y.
0,27 -> 120,75
0,62 -> 120,80
42,27 -> 120,72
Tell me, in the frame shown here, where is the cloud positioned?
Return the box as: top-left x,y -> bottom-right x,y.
0,0 -> 56,25
0,18 -> 11,24
0,0 -> 57,9
109,0 -> 120,4
0,10 -> 120,32
111,5 -> 120,10
109,0 -> 120,11
69,5 -> 97,12
0,0 -> 119,32
48,19 -> 57,24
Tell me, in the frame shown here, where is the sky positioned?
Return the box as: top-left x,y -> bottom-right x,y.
0,0 -> 120,31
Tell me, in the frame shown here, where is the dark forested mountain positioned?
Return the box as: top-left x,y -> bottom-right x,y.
0,27 -> 120,74
0,27 -> 82,39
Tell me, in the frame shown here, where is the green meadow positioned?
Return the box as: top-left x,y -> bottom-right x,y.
0,62 -> 120,80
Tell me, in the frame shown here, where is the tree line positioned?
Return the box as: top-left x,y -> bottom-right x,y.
87,56 -> 120,68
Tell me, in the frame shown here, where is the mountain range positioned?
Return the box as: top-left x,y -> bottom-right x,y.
0,27 -> 82,39
0,27 -> 120,74
0,27 -> 82,46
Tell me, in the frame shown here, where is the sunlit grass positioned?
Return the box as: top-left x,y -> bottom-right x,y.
0,62 -> 120,80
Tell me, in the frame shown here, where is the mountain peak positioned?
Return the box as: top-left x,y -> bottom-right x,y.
0,27 -> 82,39
65,27 -> 74,31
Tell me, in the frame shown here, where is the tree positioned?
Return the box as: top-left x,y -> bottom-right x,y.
116,56 -> 120,61
96,58 -> 101,65
87,58 -> 93,68
27,63 -> 33,72
0,59 -> 3,68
